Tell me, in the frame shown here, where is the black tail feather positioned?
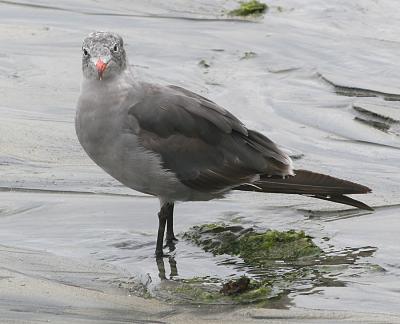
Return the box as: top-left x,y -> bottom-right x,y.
234,169 -> 373,211
309,194 -> 374,211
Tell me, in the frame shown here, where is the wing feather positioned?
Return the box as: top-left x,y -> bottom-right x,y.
128,84 -> 292,192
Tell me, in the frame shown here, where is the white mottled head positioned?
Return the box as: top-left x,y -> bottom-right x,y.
81,31 -> 127,81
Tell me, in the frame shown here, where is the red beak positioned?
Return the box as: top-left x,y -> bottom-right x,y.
96,58 -> 107,80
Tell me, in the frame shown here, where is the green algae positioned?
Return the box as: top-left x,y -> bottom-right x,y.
169,224 -> 324,304
162,276 -> 272,305
171,224 -> 322,304
230,279 -> 272,303
240,51 -> 257,60
173,283 -> 218,303
229,0 -> 268,17
240,230 -> 322,264
148,224 -> 378,306
182,224 -> 321,267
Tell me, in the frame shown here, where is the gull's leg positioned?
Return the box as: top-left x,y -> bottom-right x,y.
166,203 -> 178,244
155,202 -> 174,257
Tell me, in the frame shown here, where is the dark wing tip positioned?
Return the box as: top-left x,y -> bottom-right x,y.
313,194 -> 374,211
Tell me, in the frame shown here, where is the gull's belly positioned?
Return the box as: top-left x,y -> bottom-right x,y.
75,111 -> 213,201
77,119 -> 177,196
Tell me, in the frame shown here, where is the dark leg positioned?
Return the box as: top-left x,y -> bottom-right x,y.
155,202 -> 174,258
166,203 -> 178,244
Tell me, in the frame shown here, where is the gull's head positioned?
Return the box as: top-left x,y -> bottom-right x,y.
81,31 -> 127,81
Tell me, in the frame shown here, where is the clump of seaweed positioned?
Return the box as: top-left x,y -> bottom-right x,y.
182,223 -> 321,266
148,224 -> 377,305
229,0 -> 268,17
160,275 -> 272,305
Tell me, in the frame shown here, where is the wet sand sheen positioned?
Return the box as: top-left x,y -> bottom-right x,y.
0,192 -> 400,323
1,0 -> 400,322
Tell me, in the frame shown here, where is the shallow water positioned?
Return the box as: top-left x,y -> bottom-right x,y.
0,0 -> 400,316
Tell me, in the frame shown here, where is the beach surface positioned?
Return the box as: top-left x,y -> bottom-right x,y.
1,0 -> 400,322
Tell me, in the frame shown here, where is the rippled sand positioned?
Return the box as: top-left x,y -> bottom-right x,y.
1,0 -> 400,322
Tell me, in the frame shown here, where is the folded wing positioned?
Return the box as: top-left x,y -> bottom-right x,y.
128,85 -> 293,193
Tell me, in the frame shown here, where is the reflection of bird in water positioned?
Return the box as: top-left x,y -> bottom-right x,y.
76,31 -> 373,258
157,256 -> 178,280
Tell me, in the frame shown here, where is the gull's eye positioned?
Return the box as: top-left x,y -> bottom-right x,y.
83,48 -> 89,56
112,44 -> 119,52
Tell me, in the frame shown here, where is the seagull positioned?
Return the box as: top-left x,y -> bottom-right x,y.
75,31 -> 373,257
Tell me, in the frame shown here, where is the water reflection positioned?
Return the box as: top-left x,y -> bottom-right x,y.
156,256 -> 178,280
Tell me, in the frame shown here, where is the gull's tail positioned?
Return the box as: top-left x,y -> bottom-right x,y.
235,169 -> 373,211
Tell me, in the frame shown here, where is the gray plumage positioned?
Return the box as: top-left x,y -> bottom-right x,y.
76,31 -> 372,257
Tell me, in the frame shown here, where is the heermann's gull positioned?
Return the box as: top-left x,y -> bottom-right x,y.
75,32 -> 373,257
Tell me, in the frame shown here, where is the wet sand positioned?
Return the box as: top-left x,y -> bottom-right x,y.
3,243 -> 399,324
1,0 -> 400,322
